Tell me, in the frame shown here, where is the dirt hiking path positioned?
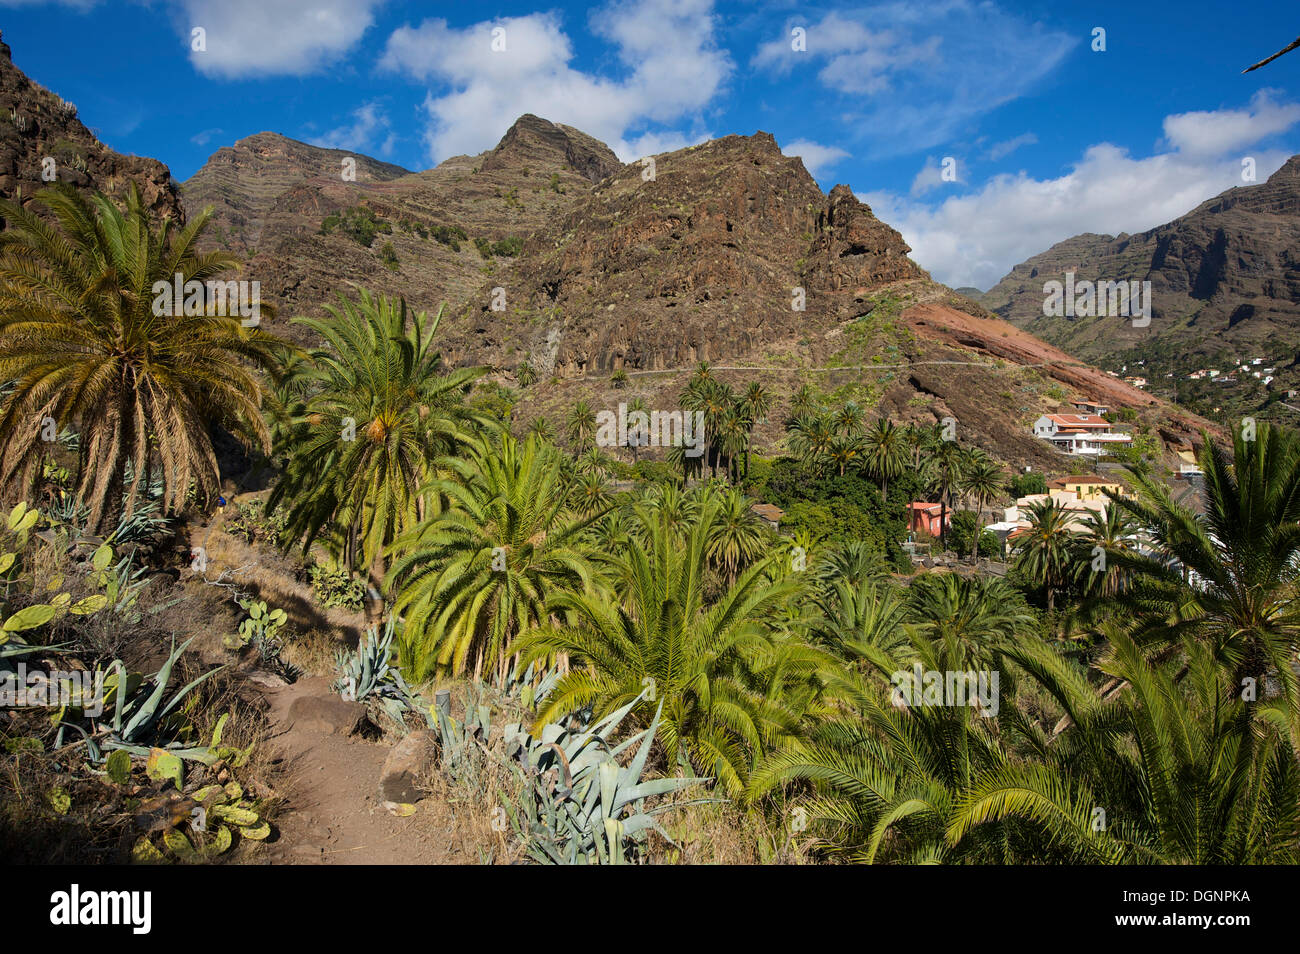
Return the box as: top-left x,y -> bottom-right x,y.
185,505 -> 471,865
258,677 -> 451,865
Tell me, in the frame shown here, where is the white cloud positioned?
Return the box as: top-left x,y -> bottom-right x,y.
176,0 -> 383,79
190,127 -> 223,147
380,0 -> 730,163
308,102 -> 394,156
863,97 -> 1300,290
910,155 -> 963,196
781,139 -> 850,178
1162,89 -> 1300,156
752,1 -> 1074,156
986,133 -> 1037,161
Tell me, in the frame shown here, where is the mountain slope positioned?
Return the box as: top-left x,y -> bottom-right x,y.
435,129 -> 1212,470
983,158 -> 1300,389
181,115 -> 621,340
0,33 -> 181,220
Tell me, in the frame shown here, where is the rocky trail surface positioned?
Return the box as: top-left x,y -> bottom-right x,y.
183,505 -> 473,866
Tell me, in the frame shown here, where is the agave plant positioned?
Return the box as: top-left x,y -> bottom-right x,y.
333,617 -> 413,725
500,693 -> 712,865
55,636 -> 227,764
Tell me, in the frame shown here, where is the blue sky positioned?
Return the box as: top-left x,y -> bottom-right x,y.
1,0 -> 1297,288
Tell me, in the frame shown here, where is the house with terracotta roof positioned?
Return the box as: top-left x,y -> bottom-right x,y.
750,503 -> 784,530
1033,413 -> 1133,457
907,502 -> 948,537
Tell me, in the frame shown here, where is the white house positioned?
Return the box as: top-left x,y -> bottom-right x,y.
1032,413 -> 1134,457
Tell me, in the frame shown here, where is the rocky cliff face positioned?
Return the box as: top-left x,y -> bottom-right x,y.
180,115 -> 620,339
181,131 -> 411,255
0,33 -> 182,220
435,128 -> 1210,469
983,157 -> 1300,379
443,132 -> 925,376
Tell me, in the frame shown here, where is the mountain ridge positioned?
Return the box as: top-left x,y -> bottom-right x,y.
983,156 -> 1300,406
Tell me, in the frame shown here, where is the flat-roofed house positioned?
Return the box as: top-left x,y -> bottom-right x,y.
1046,475 -> 1124,500
1071,400 -> 1111,416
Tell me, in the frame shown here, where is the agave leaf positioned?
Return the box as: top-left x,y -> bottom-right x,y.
211,712 -> 229,747
610,777 -> 703,812
154,663 -> 227,724
122,638 -> 187,738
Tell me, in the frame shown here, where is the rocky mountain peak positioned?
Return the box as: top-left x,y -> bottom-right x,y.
0,33 -> 182,221
481,113 -> 621,184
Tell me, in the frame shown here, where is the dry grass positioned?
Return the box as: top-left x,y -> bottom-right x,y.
655,798 -> 811,865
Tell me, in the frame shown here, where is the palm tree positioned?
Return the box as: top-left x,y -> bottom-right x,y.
1013,498 -> 1076,611
388,433 -> 602,681
748,628 -> 1021,863
268,291 -> 487,595
565,400 -> 596,454
570,469 -> 612,518
788,383 -> 819,422
704,485 -> 767,584
665,441 -> 705,487
624,395 -> 649,465
787,413 -> 834,471
831,401 -> 864,438
960,449 -> 1003,564
813,576 -> 910,660
738,381 -> 772,481
715,406 -> 749,482
862,418 -> 906,499
1073,504 -> 1137,600
924,438 -> 966,551
827,434 -> 863,477
527,416 -> 553,443
905,573 -> 1032,670
0,184 -> 283,532
574,445 -> 612,477
513,492 -> 820,795
1108,423 -> 1300,735
951,631 -> 1300,864
683,378 -> 734,479
812,540 -> 889,589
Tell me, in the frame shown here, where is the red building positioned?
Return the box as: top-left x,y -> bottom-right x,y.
907,502 -> 949,537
